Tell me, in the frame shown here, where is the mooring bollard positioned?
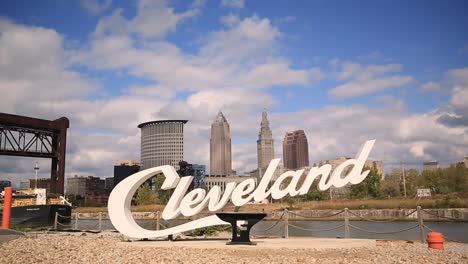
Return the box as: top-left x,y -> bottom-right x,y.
427,232 -> 444,250
344,208 -> 350,239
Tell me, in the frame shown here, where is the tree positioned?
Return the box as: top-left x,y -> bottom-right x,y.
135,183 -> 157,205
152,173 -> 174,204
350,167 -> 382,198
382,169 -> 402,197
404,168 -> 420,197
421,169 -> 443,194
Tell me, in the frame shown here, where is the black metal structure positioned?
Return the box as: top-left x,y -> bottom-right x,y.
216,212 -> 267,245
0,113 -> 69,195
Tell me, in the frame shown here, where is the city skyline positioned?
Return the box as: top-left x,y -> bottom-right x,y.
0,1 -> 467,185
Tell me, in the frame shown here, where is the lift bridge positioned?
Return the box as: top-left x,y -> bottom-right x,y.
0,113 -> 69,195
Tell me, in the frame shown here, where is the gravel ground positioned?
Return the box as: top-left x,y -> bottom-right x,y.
1,232 -> 467,264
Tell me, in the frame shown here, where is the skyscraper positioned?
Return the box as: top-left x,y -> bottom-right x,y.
210,111 -> 232,176
138,120 -> 187,170
257,108 -> 275,178
283,130 -> 309,170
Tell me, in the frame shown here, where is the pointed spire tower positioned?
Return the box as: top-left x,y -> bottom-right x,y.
210,111 -> 232,176
257,108 -> 275,178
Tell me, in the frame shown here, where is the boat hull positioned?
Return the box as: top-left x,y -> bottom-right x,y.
0,204 -> 72,227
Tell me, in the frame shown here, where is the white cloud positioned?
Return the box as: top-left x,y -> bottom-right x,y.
131,0 -> 198,39
436,67 -> 468,127
375,95 -> 404,110
0,18 -> 95,115
221,0 -> 245,9
92,0 -> 197,40
221,13 -> 240,27
200,15 -> 280,65
330,62 -> 413,99
75,12 -> 319,92
418,81 -> 443,93
80,0 -> 112,14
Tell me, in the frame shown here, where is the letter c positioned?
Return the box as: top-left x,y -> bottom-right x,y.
108,166 -> 227,239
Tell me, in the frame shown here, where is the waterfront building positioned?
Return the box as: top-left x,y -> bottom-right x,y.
105,177 -> 114,193
29,178 -> 52,192
257,108 -> 275,178
364,159 -> 384,178
138,120 -> 187,170
66,175 -> 105,196
423,161 -> 439,171
204,176 -> 257,194
210,111 -> 232,176
19,180 -> 30,190
113,160 -> 141,188
66,176 -> 86,196
283,130 -> 309,170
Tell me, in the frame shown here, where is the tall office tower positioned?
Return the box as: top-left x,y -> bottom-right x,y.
138,120 -> 187,170
257,108 -> 275,178
210,111 -> 232,176
283,130 -> 309,170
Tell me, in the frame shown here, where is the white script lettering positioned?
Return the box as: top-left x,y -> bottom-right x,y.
108,140 -> 376,238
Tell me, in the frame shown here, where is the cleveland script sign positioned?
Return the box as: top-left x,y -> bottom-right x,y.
108,140 -> 376,238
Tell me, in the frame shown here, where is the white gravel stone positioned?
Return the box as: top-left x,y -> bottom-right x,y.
1,232 -> 467,264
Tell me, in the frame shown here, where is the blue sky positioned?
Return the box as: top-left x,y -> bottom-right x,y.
0,0 -> 467,185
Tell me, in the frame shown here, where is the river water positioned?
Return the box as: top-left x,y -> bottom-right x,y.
70,219 -> 468,242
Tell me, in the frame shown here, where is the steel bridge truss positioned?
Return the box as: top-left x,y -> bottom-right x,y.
0,113 -> 69,195
0,126 -> 56,158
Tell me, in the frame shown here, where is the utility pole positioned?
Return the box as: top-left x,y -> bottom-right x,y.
34,161 -> 39,189
402,162 -> 407,198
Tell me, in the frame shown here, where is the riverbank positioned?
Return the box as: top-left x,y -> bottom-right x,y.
73,197 -> 468,213
70,208 -> 468,221
1,231 -> 467,263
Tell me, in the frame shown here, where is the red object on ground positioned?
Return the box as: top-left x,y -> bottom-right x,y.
427,232 -> 445,250
1,187 -> 13,229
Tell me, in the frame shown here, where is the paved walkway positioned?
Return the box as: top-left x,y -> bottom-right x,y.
0,228 -> 25,245
123,237 -> 376,249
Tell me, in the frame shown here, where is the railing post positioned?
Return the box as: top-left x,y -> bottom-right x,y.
417,206 -> 425,243
74,213 -> 79,230
156,211 -> 161,231
344,208 -> 350,239
54,212 -> 58,230
98,212 -> 102,231
284,209 -> 289,239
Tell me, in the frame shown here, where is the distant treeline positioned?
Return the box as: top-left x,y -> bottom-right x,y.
380,162 -> 468,198
133,163 -> 468,206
